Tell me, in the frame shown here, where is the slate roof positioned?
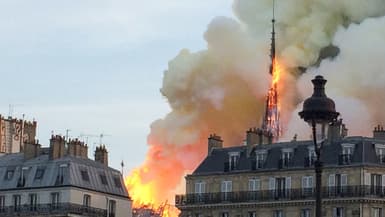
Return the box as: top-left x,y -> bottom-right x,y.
0,152 -> 129,198
192,136 -> 385,175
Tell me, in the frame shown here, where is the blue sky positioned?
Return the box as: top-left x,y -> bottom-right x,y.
0,0 -> 233,172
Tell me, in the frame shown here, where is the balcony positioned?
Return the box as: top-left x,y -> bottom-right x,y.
338,154 -> 352,165
175,185 -> 385,207
0,203 -> 107,217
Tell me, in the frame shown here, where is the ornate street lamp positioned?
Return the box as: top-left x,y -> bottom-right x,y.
299,75 -> 339,217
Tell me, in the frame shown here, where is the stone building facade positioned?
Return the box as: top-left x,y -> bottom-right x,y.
176,124 -> 385,217
0,135 -> 132,217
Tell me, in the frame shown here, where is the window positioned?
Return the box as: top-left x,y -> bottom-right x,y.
13,195 -> 21,211
221,212 -> 229,217
29,194 -> 38,211
256,150 -> 267,169
370,174 -> 383,194
56,164 -> 67,185
35,168 -> 45,180
301,209 -> 311,217
333,207 -> 344,217
375,144 -> 385,163
51,192 -> 60,208
80,170 -> 90,182
372,208 -> 383,217
328,174 -> 348,195
100,174 -> 108,185
302,176 -> 313,196
273,210 -> 283,217
194,181 -> 206,194
280,149 -> 293,168
248,178 -> 260,191
0,196 -> 5,212
306,147 -> 316,166
108,200 -> 116,217
221,181 -> 232,201
269,177 -> 291,198
228,152 -> 240,171
248,211 -> 256,217
17,166 -> 29,187
83,194 -> 91,207
113,177 -> 122,188
340,143 -> 354,164
5,169 -> 14,180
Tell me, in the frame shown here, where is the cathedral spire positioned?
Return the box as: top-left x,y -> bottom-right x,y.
269,0 -> 276,75
262,0 -> 281,142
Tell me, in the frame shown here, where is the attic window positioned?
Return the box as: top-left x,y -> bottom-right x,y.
228,152 -> 240,171
374,143 -> 385,163
100,174 -> 108,185
113,177 -> 122,188
255,150 -> 267,169
35,168 -> 45,180
340,143 -> 355,164
80,170 -> 90,182
4,169 -> 14,180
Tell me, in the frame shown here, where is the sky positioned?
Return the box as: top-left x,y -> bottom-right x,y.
0,0 -> 233,172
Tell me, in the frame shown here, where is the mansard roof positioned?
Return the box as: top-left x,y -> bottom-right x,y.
0,152 -> 129,199
192,136 -> 385,176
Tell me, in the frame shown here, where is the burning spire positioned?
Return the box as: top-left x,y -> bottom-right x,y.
262,0 -> 281,141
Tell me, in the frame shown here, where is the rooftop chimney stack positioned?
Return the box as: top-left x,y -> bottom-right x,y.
95,145 -> 108,166
374,125 -> 385,140
68,139 -> 88,158
208,134 -> 223,156
49,135 -> 65,160
246,128 -> 259,157
327,119 -> 348,143
24,140 -> 41,160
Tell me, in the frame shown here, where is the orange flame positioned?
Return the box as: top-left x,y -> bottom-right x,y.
272,58 -> 282,86
124,167 -> 181,217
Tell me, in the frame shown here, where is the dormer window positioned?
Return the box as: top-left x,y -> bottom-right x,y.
228,152 -> 240,171
56,164 -> 68,185
340,143 -> 355,165
305,147 -> 316,167
280,148 -> 293,168
375,144 -> 385,163
4,169 -> 14,180
255,150 -> 267,169
17,167 -> 29,187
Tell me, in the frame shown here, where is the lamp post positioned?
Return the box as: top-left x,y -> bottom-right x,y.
299,75 -> 339,217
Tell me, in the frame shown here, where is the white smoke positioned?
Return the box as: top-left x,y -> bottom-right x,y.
128,0 -> 385,206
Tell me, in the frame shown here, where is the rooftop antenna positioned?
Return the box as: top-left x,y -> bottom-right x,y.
121,160 -> 125,176
99,133 -> 111,145
8,104 -> 24,118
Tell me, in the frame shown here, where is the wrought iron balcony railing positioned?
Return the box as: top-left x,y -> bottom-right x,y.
175,185 -> 385,206
0,203 -> 107,217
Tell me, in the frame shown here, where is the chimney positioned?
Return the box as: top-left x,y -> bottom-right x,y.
257,129 -> 273,145
208,134 -> 223,155
246,128 -> 259,157
374,125 -> 385,140
68,139 -> 88,158
95,145 -> 108,166
24,141 -> 41,160
80,144 -> 88,158
49,135 -> 65,160
327,119 -> 347,143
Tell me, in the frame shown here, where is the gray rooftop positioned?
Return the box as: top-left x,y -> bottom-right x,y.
192,136 -> 385,176
0,153 -> 129,199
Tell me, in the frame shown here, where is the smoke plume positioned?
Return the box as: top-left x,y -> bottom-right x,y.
126,0 -> 385,208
